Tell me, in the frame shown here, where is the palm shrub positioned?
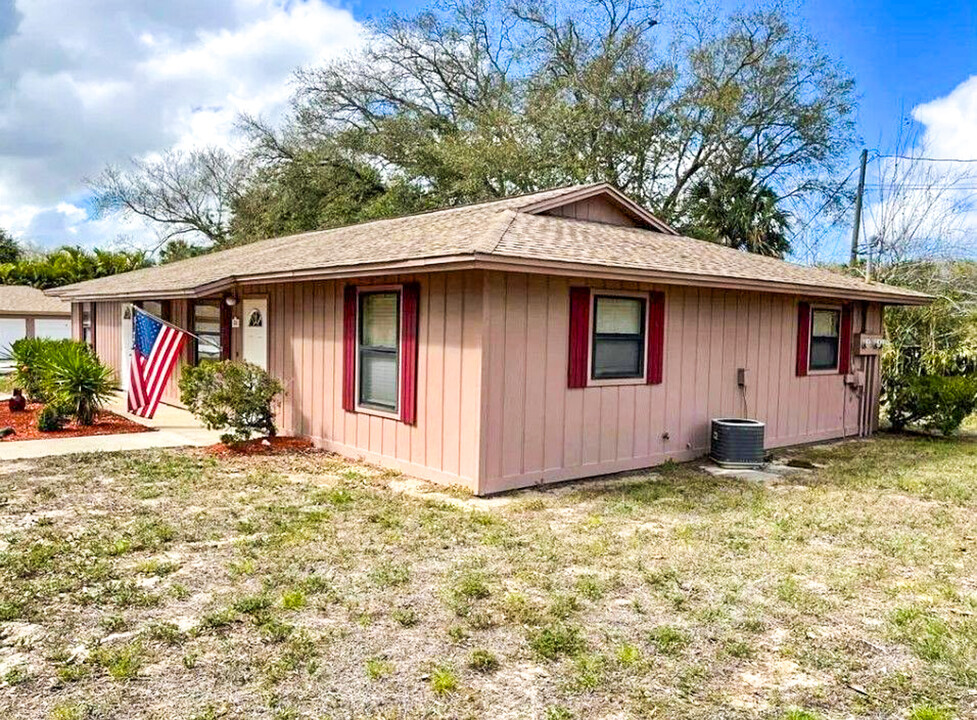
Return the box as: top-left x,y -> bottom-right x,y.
179,360 -> 284,444
38,342 -> 115,425
9,337 -> 72,402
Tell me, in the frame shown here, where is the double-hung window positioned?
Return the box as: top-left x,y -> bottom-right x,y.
193,301 -> 223,364
358,290 -> 400,413
591,295 -> 647,380
809,308 -> 841,371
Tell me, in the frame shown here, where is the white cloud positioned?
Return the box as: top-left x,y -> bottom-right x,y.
913,75 -> 977,161
0,0 -> 361,249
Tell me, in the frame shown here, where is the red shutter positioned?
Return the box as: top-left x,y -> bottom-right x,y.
796,301 -> 811,377
400,282 -> 420,425
220,301 -> 232,361
838,303 -> 853,375
646,291 -> 665,385
567,287 -> 591,388
342,285 -> 357,412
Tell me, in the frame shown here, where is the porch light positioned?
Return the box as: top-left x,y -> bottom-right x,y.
224,295 -> 238,307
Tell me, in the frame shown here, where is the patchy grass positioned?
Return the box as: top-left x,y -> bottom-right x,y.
0,435 -> 975,717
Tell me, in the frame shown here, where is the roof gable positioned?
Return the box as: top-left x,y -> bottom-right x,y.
516,184 -> 677,234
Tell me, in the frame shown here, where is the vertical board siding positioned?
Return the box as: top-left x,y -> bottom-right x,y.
252,272 -> 484,492
480,272 -> 871,494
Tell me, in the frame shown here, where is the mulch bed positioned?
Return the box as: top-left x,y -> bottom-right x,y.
204,436 -> 315,457
0,402 -> 152,442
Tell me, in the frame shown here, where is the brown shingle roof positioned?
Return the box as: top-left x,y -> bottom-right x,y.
0,285 -> 72,316
47,184 -> 929,304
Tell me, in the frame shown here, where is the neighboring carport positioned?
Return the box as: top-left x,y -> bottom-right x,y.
0,285 -> 72,371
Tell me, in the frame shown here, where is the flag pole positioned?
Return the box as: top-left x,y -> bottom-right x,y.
127,303 -> 221,350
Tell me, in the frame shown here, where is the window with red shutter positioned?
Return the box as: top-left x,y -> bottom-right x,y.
839,304 -> 853,375
796,302 -> 811,376
646,291 -> 665,385
567,287 -> 590,388
400,282 -> 420,425
342,285 -> 357,412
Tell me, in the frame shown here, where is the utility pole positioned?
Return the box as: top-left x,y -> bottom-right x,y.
849,148 -> 868,266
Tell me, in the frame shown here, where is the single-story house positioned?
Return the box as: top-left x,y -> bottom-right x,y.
1,285 -> 72,370
47,184 -> 928,494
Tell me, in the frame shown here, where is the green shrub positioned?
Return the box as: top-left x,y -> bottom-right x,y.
9,337 -> 71,402
39,342 -> 115,425
885,373 -> 977,435
36,403 -> 68,432
179,360 -> 284,444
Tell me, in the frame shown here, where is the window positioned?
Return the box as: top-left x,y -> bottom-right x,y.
358,291 -> 400,412
193,301 -> 223,363
591,295 -> 646,380
809,308 -> 841,371
140,300 -> 167,321
81,302 -> 95,346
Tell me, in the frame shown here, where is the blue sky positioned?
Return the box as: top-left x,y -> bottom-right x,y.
0,0 -> 974,260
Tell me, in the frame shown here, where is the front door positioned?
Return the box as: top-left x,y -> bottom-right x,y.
242,298 -> 268,370
120,304 -> 133,390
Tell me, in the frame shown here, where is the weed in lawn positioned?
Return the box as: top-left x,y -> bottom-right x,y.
280,589 -> 307,610
91,641 -> 144,680
575,575 -> 604,600
545,706 -> 574,720
259,618 -> 295,643
908,705 -> 953,720
135,558 -> 178,577
392,606 -> 419,627
467,648 -> 499,672
571,652 -> 608,691
370,561 -> 410,588
648,625 -> 690,655
615,643 -> 642,666
429,663 -> 459,695
49,703 -> 90,720
98,614 -> 127,633
447,624 -> 469,643
529,623 -> 585,661
365,656 -> 394,680
233,594 -> 273,615
143,620 -> 185,645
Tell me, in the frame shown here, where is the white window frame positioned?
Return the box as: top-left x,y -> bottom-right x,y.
808,304 -> 842,374
587,289 -> 650,387
354,284 -> 403,420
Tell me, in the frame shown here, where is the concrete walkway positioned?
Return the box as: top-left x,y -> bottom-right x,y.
0,392 -> 222,461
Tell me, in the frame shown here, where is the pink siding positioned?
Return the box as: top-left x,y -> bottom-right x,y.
238,272 -> 485,492
478,272 -> 869,494
81,268 -> 880,496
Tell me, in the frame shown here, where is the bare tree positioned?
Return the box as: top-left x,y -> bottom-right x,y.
88,148 -> 249,252
864,129 -> 977,277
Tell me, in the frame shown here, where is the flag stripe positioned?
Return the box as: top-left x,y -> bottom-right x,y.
128,308 -> 188,419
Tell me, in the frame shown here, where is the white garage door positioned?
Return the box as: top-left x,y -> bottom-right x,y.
34,318 -> 71,341
0,318 -> 27,370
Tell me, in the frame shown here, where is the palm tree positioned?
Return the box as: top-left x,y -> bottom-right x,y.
685,175 -> 791,258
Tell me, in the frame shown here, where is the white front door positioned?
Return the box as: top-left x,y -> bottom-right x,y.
121,305 -> 133,390
242,298 -> 268,369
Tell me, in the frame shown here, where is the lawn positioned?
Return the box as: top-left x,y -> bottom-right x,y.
0,436 -> 974,720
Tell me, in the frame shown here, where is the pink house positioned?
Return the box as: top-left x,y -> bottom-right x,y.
48,184 -> 927,494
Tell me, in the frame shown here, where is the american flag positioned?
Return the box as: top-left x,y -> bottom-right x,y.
128,307 -> 188,418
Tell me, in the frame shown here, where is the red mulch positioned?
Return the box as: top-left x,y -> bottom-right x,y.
0,402 -> 152,442
205,436 -> 315,457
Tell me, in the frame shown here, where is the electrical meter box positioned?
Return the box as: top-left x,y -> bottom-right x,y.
855,334 -> 885,356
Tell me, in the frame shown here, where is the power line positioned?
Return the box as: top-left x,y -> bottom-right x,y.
788,163 -> 860,241
872,153 -> 977,164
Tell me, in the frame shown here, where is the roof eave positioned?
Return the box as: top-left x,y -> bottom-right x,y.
47,253 -> 932,306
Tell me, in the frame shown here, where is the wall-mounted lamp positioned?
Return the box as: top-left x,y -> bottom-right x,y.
224,295 -> 238,307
